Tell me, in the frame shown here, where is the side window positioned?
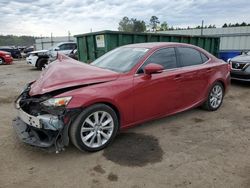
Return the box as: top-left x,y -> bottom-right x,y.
64,44 -> 75,50
58,44 -> 66,50
70,44 -> 77,49
138,48 -> 177,73
59,44 -> 75,50
178,47 -> 203,67
201,52 -> 209,63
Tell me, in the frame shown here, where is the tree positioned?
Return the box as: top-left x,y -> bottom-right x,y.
131,19 -> 146,32
159,21 -> 168,31
118,17 -> 146,32
169,26 -> 174,30
240,22 -> 247,26
235,23 -> 240,27
222,23 -> 228,28
118,17 -> 133,32
0,35 -> 36,46
150,16 -> 160,32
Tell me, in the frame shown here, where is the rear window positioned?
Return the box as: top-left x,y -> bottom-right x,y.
178,47 -> 205,67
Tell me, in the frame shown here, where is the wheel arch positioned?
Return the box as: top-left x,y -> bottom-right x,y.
204,79 -> 226,102
35,56 -> 49,67
0,57 -> 5,64
80,100 -> 122,127
212,79 -> 226,92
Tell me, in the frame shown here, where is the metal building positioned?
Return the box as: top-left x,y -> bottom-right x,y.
158,26 -> 250,60
35,36 -> 76,50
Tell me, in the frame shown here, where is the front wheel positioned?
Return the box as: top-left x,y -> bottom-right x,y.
0,57 -> 4,65
202,82 -> 224,111
36,58 -> 48,70
70,104 -> 119,152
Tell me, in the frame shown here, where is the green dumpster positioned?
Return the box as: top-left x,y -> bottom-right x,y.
74,30 -> 220,63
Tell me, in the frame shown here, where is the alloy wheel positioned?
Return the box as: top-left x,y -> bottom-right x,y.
209,85 -> 223,109
80,111 -> 114,148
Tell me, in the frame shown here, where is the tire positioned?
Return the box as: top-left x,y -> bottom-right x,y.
70,104 -> 119,152
36,58 -> 48,70
202,82 -> 224,111
0,57 -> 4,65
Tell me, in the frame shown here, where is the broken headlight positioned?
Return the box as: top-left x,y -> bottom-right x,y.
41,96 -> 72,107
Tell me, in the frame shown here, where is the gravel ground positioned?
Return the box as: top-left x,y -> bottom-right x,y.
0,60 -> 250,188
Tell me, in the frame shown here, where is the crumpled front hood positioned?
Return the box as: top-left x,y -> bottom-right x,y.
29,55 -> 119,96
231,54 -> 250,63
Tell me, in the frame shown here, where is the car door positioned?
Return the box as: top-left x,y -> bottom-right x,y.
174,47 -> 211,110
132,47 -> 182,123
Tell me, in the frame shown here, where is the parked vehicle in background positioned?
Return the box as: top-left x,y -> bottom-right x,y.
26,42 -> 77,70
26,50 -> 49,69
68,48 -> 78,60
13,42 -> 230,153
23,46 -> 34,54
0,46 -> 21,58
49,42 -> 76,57
0,50 -> 13,64
228,52 -> 250,82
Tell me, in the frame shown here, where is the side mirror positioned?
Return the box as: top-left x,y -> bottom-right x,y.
54,47 -> 60,51
227,58 -> 231,63
144,63 -> 164,75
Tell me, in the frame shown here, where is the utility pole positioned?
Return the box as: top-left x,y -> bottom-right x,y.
40,34 -> 43,50
201,20 -> 204,36
68,31 -> 70,41
51,32 -> 53,47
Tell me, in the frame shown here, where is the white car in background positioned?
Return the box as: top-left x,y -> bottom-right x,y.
26,42 -> 76,70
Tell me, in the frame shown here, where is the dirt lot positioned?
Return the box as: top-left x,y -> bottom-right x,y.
0,60 -> 250,188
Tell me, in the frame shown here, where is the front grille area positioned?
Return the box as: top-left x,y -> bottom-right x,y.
19,92 -> 50,116
231,62 -> 247,70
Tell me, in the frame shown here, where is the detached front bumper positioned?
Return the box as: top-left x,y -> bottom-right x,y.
13,97 -> 69,152
13,117 -> 59,148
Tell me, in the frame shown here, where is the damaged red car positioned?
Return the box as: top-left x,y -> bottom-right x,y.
13,42 -> 230,152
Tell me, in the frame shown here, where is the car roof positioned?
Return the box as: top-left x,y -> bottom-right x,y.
0,50 -> 10,54
57,42 -> 76,45
123,42 -> 195,49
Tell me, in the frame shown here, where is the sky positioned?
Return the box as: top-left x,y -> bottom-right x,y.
1,0 -> 250,36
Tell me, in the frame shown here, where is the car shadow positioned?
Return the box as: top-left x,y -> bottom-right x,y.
29,68 -> 41,71
231,80 -> 250,87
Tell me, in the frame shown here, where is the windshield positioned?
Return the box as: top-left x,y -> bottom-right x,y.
91,47 -> 149,73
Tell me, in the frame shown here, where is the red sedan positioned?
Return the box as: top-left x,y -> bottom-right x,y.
0,50 -> 13,64
13,42 -> 230,152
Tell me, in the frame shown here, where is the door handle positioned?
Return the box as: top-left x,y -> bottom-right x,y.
174,74 -> 182,80
206,68 -> 213,73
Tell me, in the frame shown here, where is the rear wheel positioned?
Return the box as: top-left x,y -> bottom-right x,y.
202,82 -> 224,111
70,104 -> 119,152
0,57 -> 4,65
36,58 -> 48,70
